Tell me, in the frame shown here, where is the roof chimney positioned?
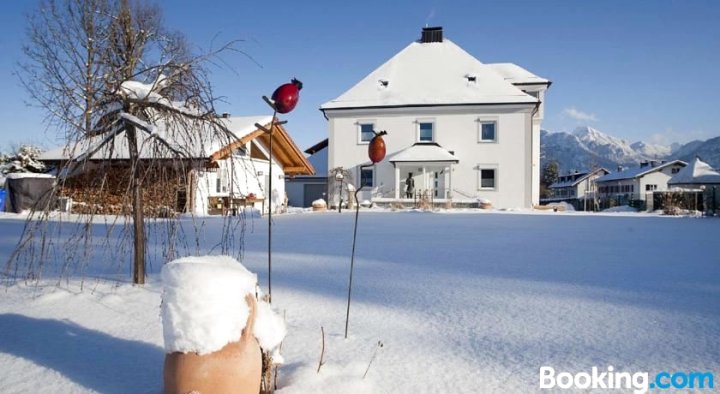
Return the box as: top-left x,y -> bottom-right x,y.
421,26 -> 443,43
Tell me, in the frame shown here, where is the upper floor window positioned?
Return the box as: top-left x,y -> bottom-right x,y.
418,121 -> 434,142
479,121 -> 497,142
359,123 -> 374,144
645,184 -> 657,191
671,167 -> 680,174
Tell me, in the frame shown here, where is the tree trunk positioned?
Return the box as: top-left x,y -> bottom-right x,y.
127,126 -> 146,284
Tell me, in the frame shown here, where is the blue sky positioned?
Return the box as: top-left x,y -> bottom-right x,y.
1,0 -> 719,151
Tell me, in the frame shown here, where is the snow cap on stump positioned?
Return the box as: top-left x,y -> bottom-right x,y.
161,256 -> 258,355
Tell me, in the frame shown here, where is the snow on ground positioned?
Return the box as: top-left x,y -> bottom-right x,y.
0,210 -> 719,393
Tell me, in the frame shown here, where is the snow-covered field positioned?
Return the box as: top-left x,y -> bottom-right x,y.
0,210 -> 718,393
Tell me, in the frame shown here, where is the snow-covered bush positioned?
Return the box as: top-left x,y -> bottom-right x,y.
0,145 -> 46,177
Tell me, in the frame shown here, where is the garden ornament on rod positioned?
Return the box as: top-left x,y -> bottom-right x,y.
256,78 -> 303,304
345,130 -> 387,339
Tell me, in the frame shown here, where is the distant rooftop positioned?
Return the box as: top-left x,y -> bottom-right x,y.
596,160 -> 686,183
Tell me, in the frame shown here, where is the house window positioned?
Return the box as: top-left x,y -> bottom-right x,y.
478,121 -> 497,142
671,167 -> 680,174
359,123 -> 374,143
360,168 -> 374,187
418,122 -> 434,142
478,166 -> 497,190
216,178 -> 221,193
645,184 -> 657,191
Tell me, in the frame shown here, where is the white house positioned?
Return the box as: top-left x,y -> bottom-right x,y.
320,27 -> 550,208
595,160 -> 687,203
547,168 -> 610,202
40,116 -> 314,216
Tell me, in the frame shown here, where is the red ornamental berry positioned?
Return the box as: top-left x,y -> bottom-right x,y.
271,78 -> 303,114
368,132 -> 387,164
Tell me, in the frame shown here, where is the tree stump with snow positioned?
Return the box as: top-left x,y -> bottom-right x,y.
161,256 -> 286,394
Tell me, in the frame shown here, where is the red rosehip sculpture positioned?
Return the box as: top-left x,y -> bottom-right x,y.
271,78 -> 303,114
368,130 -> 387,164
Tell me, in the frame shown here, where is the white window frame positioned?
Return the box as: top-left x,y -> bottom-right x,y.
357,121 -> 375,145
416,119 -> 435,142
477,118 -> 498,143
477,164 -> 498,191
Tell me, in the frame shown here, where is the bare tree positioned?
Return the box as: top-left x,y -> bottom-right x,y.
12,0 -> 247,284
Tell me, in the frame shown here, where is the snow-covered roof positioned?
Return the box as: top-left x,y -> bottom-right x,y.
388,142 -> 459,163
320,39 -> 540,111
6,173 -> 55,179
39,116 -> 272,161
487,63 -> 550,86
668,157 -> 720,185
549,168 -> 609,189
596,160 -> 686,183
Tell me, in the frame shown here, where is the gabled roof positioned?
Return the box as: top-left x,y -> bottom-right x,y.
668,157 -> 720,185
388,142 -> 459,163
320,38 -> 540,111
39,116 -> 314,176
211,118 -> 315,176
487,63 -> 551,86
596,160 -> 686,183
549,168 -> 609,189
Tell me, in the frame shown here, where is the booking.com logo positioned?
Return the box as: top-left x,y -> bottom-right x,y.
540,366 -> 714,393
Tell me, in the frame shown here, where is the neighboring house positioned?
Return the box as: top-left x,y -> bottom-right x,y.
39,116 -> 314,216
668,157 -> 720,215
668,157 -> 720,189
319,26 -> 550,209
595,160 -> 686,202
285,138 -> 329,207
546,168 -> 610,202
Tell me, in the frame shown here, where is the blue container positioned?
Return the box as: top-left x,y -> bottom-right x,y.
0,189 -> 5,212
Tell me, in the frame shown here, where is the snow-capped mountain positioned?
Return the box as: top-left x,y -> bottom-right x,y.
541,126 -> 720,173
676,136 -> 720,168
541,126 -> 652,172
573,126 -> 641,163
630,141 -> 672,158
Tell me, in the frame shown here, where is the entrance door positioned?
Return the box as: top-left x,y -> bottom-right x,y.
433,170 -> 446,198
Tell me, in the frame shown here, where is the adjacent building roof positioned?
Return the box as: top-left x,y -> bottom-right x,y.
388,142 -> 459,163
668,157 -> 720,185
304,139 -> 328,155
39,116 -> 314,176
320,31 -> 541,111
549,168 -> 609,189
487,63 -> 551,86
596,160 -> 686,183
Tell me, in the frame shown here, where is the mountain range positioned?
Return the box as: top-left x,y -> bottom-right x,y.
541,126 -> 720,173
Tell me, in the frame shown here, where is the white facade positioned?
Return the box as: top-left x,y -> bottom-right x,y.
192,152 -> 285,216
596,161 -> 687,202
326,105 -> 540,208
320,27 -> 549,208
